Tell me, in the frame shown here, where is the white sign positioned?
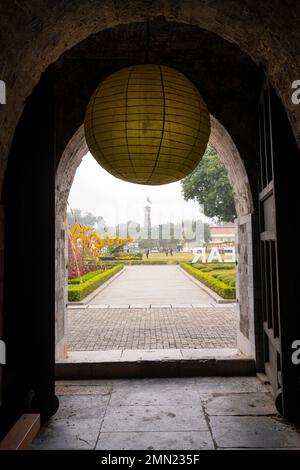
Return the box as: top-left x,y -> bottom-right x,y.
0,80 -> 6,104
192,246 -> 235,264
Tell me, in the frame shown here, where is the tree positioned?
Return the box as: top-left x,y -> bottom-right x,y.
181,146 -> 236,223
67,209 -> 104,228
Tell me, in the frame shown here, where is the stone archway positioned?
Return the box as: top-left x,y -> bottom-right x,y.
55,126 -> 88,359
210,116 -> 256,358
56,115 -> 255,359
1,1 -> 300,197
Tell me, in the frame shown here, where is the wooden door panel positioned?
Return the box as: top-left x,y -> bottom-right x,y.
258,81 -> 281,399
258,80 -> 300,420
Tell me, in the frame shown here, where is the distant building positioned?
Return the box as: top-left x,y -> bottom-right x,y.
182,240 -> 202,252
209,224 -> 236,244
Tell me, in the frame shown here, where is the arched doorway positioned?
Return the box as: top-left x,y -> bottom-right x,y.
1,11 -> 299,432
55,115 -> 255,362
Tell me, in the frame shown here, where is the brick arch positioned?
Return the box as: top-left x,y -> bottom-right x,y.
210,115 -> 253,217
55,126 -> 88,359
1,1 -> 300,193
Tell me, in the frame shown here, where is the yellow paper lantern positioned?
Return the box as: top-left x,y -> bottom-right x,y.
84,64 -> 210,185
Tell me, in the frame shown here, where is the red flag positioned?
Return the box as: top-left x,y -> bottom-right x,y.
146,196 -> 152,205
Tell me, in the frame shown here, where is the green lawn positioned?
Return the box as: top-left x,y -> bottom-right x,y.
180,262 -> 236,299
141,252 -> 194,264
195,265 -> 236,288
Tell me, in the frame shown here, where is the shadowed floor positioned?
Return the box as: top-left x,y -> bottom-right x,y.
31,377 -> 300,450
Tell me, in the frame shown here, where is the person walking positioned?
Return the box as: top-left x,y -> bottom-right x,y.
146,249 -> 149,259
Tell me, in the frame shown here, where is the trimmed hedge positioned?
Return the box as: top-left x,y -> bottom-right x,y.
68,264 -> 124,302
180,263 -> 236,299
192,263 -> 235,271
68,269 -> 102,285
213,272 -> 236,287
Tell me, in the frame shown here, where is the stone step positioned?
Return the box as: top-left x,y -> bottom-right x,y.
56,349 -> 255,379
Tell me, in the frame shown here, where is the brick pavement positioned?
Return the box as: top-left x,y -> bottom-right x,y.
67,306 -> 237,350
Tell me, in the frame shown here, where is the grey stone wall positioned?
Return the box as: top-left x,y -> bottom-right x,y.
210,117 -> 253,218
0,205 -> 4,404
55,127 -> 87,360
236,214 -> 256,357
1,0 -> 300,197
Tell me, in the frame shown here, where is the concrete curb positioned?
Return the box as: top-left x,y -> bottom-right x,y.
178,265 -> 235,304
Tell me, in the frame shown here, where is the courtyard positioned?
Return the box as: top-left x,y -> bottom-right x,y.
67,266 -> 237,351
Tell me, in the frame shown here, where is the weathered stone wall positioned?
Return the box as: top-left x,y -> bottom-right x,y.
1,0 -> 300,196
210,117 -> 253,217
53,19 -> 262,199
235,214 -> 256,358
0,205 -> 4,404
55,127 -> 87,359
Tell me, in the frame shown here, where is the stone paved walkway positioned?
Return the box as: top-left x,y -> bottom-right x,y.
31,377 -> 300,450
89,265 -> 214,305
67,306 -> 237,350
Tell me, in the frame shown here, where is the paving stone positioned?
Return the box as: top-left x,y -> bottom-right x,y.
55,395 -> 109,420
181,348 -> 238,359
130,304 -> 150,308
112,377 -> 196,390
120,349 -> 182,361
195,377 -> 268,394
88,305 -> 109,309
56,384 -> 113,396
31,418 -> 100,450
171,304 -> 192,308
210,416 -> 300,448
108,305 -> 130,308
192,304 -> 214,308
96,431 -> 214,450
66,350 -> 122,363
109,379 -> 198,406
151,304 -> 171,308
203,393 -> 276,415
102,404 -> 208,432
32,377 -> 300,450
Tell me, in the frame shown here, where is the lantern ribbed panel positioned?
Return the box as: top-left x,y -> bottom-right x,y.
84,64 -> 210,185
